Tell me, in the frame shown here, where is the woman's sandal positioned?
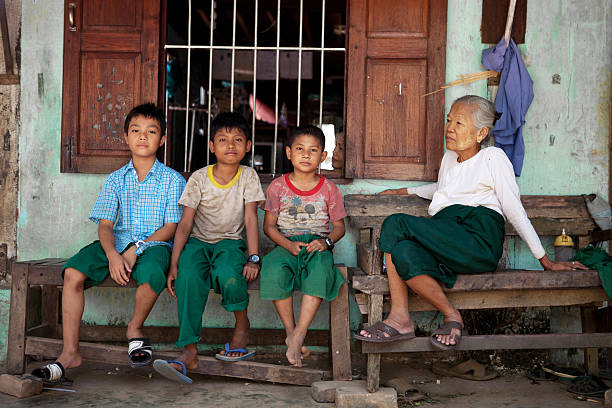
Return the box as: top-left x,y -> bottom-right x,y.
128,337 -> 153,368
430,321 -> 467,350
567,375 -> 610,397
30,362 -> 73,385
354,321 -> 416,343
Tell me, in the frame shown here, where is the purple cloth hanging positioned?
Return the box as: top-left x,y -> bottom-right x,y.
482,37 -> 533,176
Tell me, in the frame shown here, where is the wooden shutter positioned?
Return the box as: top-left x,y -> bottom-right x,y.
345,0 -> 446,180
61,0 -> 160,173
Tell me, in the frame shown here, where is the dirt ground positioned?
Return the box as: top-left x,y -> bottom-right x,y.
0,356 -> 606,407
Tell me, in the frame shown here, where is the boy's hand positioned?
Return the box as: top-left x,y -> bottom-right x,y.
108,251 -> 130,286
167,263 -> 178,298
286,240 -> 308,256
243,262 -> 260,283
122,246 -> 137,273
306,238 -> 328,253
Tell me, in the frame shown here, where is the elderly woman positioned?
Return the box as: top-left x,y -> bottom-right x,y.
355,95 -> 586,349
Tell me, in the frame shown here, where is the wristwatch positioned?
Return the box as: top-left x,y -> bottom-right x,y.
135,240 -> 146,250
324,237 -> 335,250
247,254 -> 261,265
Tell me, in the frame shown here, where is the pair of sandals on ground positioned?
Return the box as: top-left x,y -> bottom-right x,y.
355,319 -> 466,350
30,337 -> 254,385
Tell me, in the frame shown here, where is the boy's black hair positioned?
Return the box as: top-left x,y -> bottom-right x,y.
288,125 -> 325,149
124,103 -> 166,135
210,112 -> 251,141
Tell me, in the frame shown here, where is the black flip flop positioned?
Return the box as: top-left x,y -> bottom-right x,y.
430,321 -> 467,350
354,321 -> 416,343
128,337 -> 153,368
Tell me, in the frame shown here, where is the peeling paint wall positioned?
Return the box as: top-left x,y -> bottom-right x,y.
3,0 -> 609,363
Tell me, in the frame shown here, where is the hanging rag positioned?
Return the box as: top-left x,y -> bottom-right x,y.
482,37 -> 533,176
571,246 -> 612,301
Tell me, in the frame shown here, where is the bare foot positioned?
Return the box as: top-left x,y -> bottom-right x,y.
434,313 -> 464,346
218,317 -> 250,358
285,330 -> 307,367
168,347 -> 199,372
358,317 -> 414,339
56,350 -> 83,370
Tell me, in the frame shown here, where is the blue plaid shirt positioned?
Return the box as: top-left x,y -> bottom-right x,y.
90,159 -> 186,254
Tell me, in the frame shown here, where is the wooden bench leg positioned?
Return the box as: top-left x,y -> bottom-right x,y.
581,306 -> 599,375
366,294 -> 383,393
330,265 -> 351,381
7,263 -> 29,374
41,285 -> 60,338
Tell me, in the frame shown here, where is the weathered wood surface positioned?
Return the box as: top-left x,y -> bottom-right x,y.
354,288 -> 607,313
366,294 -> 383,393
24,259 -> 260,290
353,270 -> 603,295
7,263 -> 29,374
329,266 -> 352,381
581,306 -> 600,375
361,333 -> 612,354
344,194 -> 596,236
25,337 -> 331,386
31,325 -> 329,347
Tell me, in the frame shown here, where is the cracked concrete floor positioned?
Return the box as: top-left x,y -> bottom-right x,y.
0,359 -> 606,407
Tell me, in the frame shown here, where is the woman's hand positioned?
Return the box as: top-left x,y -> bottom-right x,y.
377,188 -> 408,195
539,254 -> 588,271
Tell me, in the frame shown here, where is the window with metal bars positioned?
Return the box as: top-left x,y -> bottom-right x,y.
163,0 -> 347,180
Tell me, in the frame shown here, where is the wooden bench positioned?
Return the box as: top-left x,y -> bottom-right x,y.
7,260 -> 351,386
345,194 -> 612,392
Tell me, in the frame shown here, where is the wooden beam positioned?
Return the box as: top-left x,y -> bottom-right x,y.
7,263 -> 29,374
43,324 -> 329,347
0,0 -> 14,75
329,266 -> 351,380
344,194 -> 597,236
25,337 -> 331,386
354,288 -> 607,313
361,333 -> 612,354
353,270 -> 602,294
25,261 -> 260,290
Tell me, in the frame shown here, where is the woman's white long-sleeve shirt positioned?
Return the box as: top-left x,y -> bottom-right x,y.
407,147 -> 546,259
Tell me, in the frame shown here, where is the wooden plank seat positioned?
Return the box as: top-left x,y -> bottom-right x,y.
345,193 -> 611,392
7,259 -> 352,386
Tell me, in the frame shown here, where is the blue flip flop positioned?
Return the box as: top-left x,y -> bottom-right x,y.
215,342 -> 256,362
153,359 -> 193,384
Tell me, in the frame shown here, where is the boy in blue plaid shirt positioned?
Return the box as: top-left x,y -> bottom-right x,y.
31,103 -> 186,383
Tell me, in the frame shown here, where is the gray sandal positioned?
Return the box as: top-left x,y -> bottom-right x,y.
355,321 -> 416,343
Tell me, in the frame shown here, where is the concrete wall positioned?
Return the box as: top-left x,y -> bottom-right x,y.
1,0 -> 609,362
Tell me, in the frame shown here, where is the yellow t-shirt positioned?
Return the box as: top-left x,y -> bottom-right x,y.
178,165 -> 265,243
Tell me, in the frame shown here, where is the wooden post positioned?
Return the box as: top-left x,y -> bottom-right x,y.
370,228 -> 382,275
7,263 -> 29,374
366,294 -> 383,393
330,265 -> 352,380
581,306 -> 600,375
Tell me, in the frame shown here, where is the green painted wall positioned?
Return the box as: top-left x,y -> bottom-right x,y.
3,0 -> 609,361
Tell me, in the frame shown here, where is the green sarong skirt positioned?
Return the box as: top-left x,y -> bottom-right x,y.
379,204 -> 505,288
260,234 -> 345,301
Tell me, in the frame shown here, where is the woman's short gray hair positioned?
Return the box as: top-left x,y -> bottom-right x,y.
452,95 -> 497,131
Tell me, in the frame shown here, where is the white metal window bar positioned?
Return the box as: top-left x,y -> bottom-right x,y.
165,0 -> 345,174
